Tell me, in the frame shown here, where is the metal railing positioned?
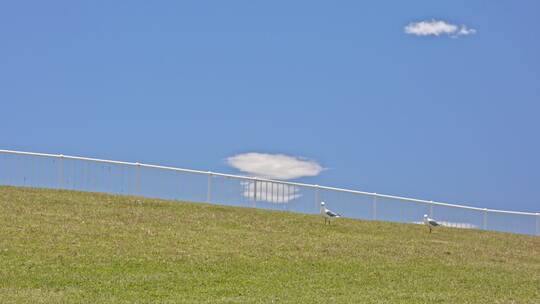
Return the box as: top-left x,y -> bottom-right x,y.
0,149 -> 538,236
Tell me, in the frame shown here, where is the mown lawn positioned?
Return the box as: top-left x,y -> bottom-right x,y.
0,186 -> 539,303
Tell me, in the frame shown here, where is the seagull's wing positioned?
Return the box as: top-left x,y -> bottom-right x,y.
428,220 -> 439,226
326,209 -> 341,217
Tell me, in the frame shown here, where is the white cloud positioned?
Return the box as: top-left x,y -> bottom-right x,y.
405,20 -> 476,37
227,153 -> 323,180
457,25 -> 476,36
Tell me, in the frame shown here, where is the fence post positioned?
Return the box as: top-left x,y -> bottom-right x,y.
429,201 -> 434,217
135,163 -> 140,195
253,179 -> 257,207
483,208 -> 488,230
58,155 -> 63,190
207,171 -> 212,203
315,185 -> 319,211
373,194 -> 377,220
536,213 -> 540,236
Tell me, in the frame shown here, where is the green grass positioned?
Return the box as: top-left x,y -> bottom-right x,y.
0,186 -> 539,303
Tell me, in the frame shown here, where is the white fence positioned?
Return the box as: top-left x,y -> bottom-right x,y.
0,149 -> 538,236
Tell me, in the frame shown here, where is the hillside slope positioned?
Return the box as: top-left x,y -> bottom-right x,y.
0,186 -> 539,303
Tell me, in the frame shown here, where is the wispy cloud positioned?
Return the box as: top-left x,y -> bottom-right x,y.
405,20 -> 476,37
227,153 -> 323,180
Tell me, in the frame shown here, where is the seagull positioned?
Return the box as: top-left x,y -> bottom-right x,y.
321,202 -> 341,225
423,214 -> 440,233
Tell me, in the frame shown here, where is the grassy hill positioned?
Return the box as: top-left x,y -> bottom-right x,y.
0,186 -> 539,303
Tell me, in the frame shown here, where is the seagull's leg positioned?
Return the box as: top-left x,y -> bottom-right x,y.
429,227 -> 432,233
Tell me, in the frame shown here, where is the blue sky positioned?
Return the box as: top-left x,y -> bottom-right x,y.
1,1 -> 539,212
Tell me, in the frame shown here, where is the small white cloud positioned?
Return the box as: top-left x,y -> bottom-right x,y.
227,152 -> 323,180
405,20 -> 476,37
457,25 -> 476,36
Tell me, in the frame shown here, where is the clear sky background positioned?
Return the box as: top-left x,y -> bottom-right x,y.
1,1 -> 539,212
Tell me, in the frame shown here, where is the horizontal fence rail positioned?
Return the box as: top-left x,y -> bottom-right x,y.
0,149 -> 538,236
